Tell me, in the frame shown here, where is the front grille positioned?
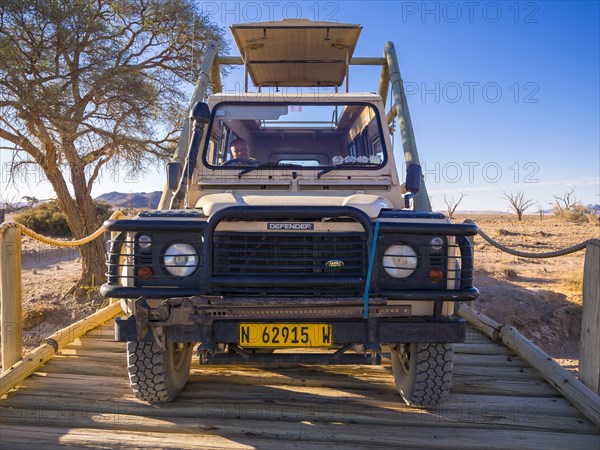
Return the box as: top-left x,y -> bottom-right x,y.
212,231 -> 368,295
214,232 -> 367,274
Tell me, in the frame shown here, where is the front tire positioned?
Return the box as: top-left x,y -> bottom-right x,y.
390,343 -> 453,407
127,341 -> 193,402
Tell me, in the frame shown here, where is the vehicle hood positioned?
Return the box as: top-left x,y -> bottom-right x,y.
196,193 -> 394,218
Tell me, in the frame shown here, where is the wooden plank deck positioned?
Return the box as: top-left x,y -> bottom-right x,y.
1,322 -> 598,449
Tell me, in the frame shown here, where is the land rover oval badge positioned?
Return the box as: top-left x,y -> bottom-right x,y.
326,260 -> 345,269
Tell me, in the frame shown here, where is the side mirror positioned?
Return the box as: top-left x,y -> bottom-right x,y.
190,101 -> 211,124
405,164 -> 422,193
167,162 -> 182,191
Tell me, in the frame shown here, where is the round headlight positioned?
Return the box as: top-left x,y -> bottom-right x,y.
430,237 -> 444,251
163,243 -> 198,277
137,234 -> 152,249
383,244 -> 418,278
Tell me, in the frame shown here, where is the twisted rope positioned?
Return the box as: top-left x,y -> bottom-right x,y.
464,219 -> 600,258
0,211 -> 125,247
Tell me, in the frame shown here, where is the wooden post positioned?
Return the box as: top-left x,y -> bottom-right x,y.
0,226 -> 23,371
580,241 -> 600,395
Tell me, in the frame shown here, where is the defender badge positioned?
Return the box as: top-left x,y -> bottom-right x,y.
267,222 -> 314,230
326,260 -> 345,269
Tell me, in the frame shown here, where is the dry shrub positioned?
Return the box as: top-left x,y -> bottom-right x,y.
22,305 -> 55,330
553,204 -> 590,224
563,273 -> 583,291
15,201 -> 113,236
496,267 -> 518,280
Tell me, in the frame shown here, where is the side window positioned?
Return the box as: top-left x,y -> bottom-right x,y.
210,121 -> 238,165
360,127 -> 370,156
373,138 -> 383,160
206,139 -> 217,164
347,127 -> 371,157
347,141 -> 356,157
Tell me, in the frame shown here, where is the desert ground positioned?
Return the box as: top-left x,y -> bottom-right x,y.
1,212 -> 598,376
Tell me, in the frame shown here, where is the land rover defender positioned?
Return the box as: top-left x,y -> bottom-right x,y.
101,19 -> 478,406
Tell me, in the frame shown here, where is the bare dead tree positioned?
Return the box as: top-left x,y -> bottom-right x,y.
443,193 -> 466,220
536,203 -> 545,221
0,192 -> 23,222
503,192 -> 535,221
553,187 -> 578,213
0,1 -> 227,287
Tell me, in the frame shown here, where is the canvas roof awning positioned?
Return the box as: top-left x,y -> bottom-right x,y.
230,19 -> 362,88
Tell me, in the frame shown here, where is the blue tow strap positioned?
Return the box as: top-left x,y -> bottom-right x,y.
363,220 -> 380,319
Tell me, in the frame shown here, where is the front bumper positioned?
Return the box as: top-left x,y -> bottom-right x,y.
114,296 -> 466,345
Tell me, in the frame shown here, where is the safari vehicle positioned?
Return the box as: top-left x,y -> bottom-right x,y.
101,19 -> 478,406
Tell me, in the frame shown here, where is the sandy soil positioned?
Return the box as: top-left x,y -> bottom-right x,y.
7,227 -> 106,358
2,213 -> 598,377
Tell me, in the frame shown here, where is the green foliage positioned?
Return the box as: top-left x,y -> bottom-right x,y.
0,0 -> 228,285
15,200 -> 113,236
79,273 -> 100,299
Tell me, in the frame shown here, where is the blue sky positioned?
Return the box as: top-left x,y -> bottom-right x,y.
1,1 -> 598,212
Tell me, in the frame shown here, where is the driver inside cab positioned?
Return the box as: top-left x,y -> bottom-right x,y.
230,138 -> 253,160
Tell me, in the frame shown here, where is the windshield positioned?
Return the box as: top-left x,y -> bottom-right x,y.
203,102 -> 387,170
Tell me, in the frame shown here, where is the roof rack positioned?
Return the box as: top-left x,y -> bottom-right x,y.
229,19 -> 361,91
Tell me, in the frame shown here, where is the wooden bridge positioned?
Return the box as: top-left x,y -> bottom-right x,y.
0,224 -> 599,449
1,310 -> 599,449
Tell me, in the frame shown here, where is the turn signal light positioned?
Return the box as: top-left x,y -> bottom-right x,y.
138,266 -> 153,280
428,269 -> 443,282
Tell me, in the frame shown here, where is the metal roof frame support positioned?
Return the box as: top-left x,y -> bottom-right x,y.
345,48 -> 350,93
384,41 -> 431,212
158,40 -> 220,209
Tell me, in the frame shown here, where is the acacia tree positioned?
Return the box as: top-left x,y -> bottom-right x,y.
0,0 -> 226,287
503,191 -> 535,221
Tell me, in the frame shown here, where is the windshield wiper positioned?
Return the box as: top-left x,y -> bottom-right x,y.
317,163 -> 374,179
237,162 -> 303,178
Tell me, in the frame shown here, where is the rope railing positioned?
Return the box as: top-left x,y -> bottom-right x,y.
0,210 -> 125,247
0,210 -> 126,388
463,218 -> 600,258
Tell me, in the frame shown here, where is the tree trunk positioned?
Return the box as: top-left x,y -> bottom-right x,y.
46,166 -> 106,290
79,235 -> 107,288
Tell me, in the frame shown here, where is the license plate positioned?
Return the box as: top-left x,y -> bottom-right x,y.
239,323 -> 332,348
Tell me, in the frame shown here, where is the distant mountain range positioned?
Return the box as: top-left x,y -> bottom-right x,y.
12,191 -> 592,215
96,191 -> 162,209
587,204 -> 600,214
